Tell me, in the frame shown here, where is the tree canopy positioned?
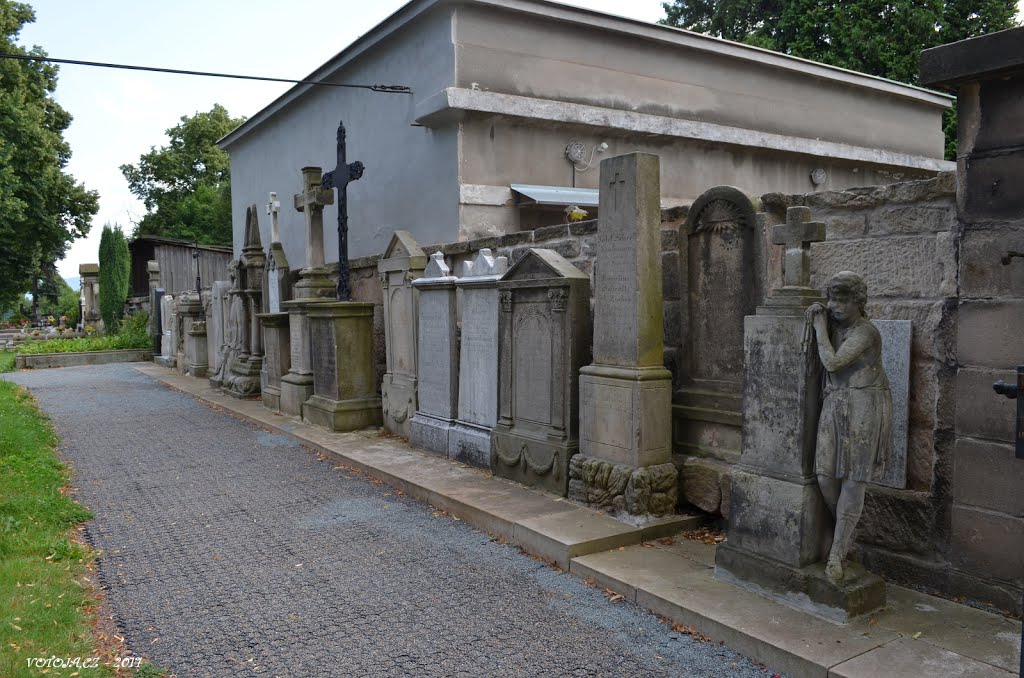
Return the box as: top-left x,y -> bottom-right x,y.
120,104 -> 245,247
659,0 -> 1020,159
98,224 -> 129,333
0,1 -> 98,312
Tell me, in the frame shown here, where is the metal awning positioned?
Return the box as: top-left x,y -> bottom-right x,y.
511,184 -> 599,207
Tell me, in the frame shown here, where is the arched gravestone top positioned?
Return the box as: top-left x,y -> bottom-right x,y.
684,185 -> 760,238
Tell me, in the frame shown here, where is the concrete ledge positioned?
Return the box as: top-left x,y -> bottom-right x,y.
16,349 -> 153,369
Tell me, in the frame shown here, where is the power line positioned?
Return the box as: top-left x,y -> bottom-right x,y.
0,53 -> 412,93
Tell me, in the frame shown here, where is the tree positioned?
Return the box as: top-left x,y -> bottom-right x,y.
98,224 -> 129,333
659,0 -> 1020,159
120,104 -> 245,246
0,1 -> 98,311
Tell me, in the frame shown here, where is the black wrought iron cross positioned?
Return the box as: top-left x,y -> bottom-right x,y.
321,120 -> 365,301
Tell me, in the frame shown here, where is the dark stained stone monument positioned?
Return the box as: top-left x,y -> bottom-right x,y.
676,186 -> 763,515
223,206 -> 266,399
491,249 -> 590,495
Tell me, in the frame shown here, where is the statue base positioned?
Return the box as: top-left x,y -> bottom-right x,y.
715,542 -> 886,623
224,355 -> 262,399
280,372 -> 314,418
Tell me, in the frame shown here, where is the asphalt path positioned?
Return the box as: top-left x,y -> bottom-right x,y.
6,364 -> 780,677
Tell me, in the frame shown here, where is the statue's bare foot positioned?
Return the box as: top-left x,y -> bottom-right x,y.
825,556 -> 844,583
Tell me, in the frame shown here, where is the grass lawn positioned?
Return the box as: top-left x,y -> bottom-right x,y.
0,351 -> 13,373
0,371 -> 163,676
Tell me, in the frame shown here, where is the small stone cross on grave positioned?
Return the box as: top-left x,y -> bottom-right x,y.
321,120 -> 365,301
609,171 -> 625,210
294,167 -> 334,269
267,192 -> 281,244
772,206 -> 825,288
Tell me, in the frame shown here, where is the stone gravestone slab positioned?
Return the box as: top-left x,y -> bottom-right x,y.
449,249 -> 508,467
156,294 -> 176,368
872,319 -> 911,489
258,311 -> 291,413
492,249 -> 590,496
178,291 -> 208,378
677,186 -> 761,515
206,281 -> 230,377
572,153 -> 676,520
409,253 -> 460,455
379,231 -> 427,438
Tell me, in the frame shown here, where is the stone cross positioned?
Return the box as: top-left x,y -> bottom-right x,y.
294,167 -> 334,269
267,192 -> 281,243
772,206 -> 825,288
321,120 -> 365,301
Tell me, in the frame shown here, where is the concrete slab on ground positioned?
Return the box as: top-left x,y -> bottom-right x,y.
134,364 -> 1022,678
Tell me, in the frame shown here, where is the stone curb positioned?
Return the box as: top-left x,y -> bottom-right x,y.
16,350 -> 153,369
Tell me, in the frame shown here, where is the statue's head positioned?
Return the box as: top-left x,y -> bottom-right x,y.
825,271 -> 868,322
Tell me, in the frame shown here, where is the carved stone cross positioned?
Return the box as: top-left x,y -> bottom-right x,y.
772,206 -> 825,288
609,171 -> 625,210
293,167 -> 334,269
321,120 -> 365,301
267,192 -> 281,244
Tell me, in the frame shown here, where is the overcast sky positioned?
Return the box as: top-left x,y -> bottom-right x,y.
18,0 -> 668,279
17,0 -> 1024,279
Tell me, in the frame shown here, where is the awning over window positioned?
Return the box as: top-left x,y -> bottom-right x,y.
511,184 -> 599,207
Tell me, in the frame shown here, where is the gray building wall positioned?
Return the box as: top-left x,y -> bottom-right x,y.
226,6 -> 458,268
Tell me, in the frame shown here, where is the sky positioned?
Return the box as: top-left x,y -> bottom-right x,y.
17,0 -> 669,279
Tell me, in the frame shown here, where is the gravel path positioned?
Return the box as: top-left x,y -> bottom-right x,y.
7,364 -> 779,677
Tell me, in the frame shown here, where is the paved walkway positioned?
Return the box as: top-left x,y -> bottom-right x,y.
7,364 -> 778,678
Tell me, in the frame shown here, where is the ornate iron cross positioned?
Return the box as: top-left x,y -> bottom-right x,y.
321,120 -> 365,301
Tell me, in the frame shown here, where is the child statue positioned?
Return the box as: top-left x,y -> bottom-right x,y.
805,271 -> 892,582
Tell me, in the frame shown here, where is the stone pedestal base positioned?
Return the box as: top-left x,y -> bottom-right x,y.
293,267 -> 335,300
492,429 -> 576,496
579,365 -> 672,468
184,326 -> 208,379
280,373 -> 314,418
224,356 -> 262,399
303,302 -> 382,433
568,456 -> 677,522
154,355 -> 176,369
382,374 -> 417,439
409,413 -> 453,456
258,312 -> 291,415
448,422 -> 492,468
715,542 -> 886,623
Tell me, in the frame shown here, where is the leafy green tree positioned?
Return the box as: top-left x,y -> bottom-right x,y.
38,276 -> 79,327
659,0 -> 1019,159
0,1 -> 98,311
98,224 -> 130,333
120,104 -> 245,246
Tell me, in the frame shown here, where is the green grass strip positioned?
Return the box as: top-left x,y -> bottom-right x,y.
0,381 -> 117,677
0,351 -> 14,374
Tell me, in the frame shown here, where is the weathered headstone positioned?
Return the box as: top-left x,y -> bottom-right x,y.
379,231 -> 427,438
676,186 -> 761,514
409,253 -> 460,455
223,206 -> 266,399
715,206 -> 886,623
260,191 -> 292,413
281,167 -> 336,417
572,153 -> 677,520
79,263 -> 102,333
449,248 -> 508,467
206,281 -> 231,380
156,294 -> 176,368
872,319 -> 912,489
178,291 -> 208,378
147,260 -> 161,345
265,191 -> 291,314
492,249 -> 590,495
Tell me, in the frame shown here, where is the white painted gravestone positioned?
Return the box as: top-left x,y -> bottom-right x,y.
409,252 -> 460,455
492,249 -> 590,495
449,249 -> 508,467
379,231 -> 427,438
572,153 -> 677,519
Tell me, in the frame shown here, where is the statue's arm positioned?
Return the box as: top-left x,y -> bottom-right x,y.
815,323 -> 876,373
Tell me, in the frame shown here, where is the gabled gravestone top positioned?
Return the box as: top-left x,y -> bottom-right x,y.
450,248 -> 508,467
493,249 -> 590,496
409,252 -> 460,456
379,231 -> 428,437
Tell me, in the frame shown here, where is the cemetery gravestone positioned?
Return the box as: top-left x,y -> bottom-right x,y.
872,319 -> 911,489
676,186 -> 762,515
409,253 -> 460,455
572,153 -> 677,520
492,249 -> 590,495
379,231 -> 427,438
79,263 -> 102,333
714,206 -> 886,622
156,294 -> 176,368
260,191 -> 292,413
147,260 -> 161,344
224,206 -> 265,399
207,281 -> 231,380
449,249 -> 508,467
178,291 -> 208,378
